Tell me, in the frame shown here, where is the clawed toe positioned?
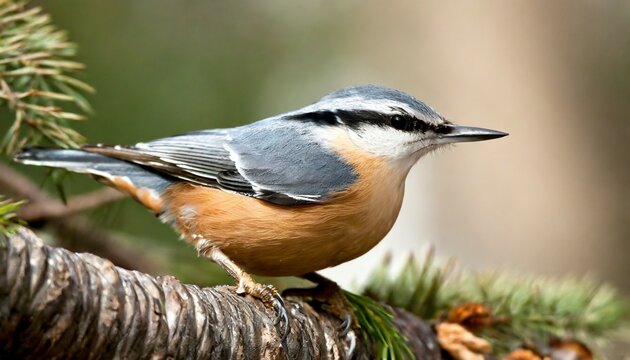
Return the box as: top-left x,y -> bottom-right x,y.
272,294 -> 286,325
336,309 -> 356,358
205,249 -> 291,343
234,275 -> 291,343
338,311 -> 352,338
272,293 -> 291,342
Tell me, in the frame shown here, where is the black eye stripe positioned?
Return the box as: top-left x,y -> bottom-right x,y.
289,110 -> 338,125
389,114 -> 435,132
434,124 -> 452,134
289,109 -> 446,133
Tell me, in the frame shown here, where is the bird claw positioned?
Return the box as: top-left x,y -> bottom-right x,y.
334,309 -> 356,358
337,311 -> 353,338
235,278 -> 291,343
272,294 -> 285,325
284,272 -> 357,357
272,293 -> 291,343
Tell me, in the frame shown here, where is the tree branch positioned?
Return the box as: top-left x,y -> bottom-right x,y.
0,228 -> 440,359
0,163 -> 125,220
17,187 -> 125,222
0,163 -> 153,272
0,163 -> 50,203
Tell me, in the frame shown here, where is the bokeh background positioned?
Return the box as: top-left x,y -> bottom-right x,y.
8,1 -> 629,297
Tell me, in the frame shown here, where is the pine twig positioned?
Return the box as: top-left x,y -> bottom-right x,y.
0,1 -> 93,154
0,195 -> 23,233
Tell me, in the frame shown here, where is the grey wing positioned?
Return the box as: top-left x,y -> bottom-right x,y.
84,119 -> 356,205
225,119 -> 356,204
85,129 -> 253,192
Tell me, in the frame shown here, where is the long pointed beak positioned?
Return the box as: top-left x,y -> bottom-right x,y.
437,125 -> 508,143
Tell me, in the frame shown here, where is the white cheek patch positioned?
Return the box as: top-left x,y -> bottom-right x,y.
347,125 -> 428,159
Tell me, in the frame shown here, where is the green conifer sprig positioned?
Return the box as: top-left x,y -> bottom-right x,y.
345,291 -> 414,360
0,0 -> 92,154
362,251 -> 629,355
0,196 -> 24,234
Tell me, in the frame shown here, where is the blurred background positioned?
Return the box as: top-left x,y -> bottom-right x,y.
5,1 -> 629,295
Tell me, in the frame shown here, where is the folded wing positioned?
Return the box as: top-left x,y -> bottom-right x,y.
85,119 -> 356,205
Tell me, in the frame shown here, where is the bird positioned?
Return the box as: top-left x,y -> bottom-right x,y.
14,84 -> 507,340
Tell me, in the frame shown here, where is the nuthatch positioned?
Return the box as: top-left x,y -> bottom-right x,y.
15,85 -> 507,338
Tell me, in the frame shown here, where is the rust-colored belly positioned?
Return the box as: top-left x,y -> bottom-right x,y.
163,179 -> 404,276
162,131 -> 408,276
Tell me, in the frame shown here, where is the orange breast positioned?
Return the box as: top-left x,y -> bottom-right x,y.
163,133 -> 407,276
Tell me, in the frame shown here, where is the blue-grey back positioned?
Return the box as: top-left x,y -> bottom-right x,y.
84,116 -> 359,205
226,118 -> 356,203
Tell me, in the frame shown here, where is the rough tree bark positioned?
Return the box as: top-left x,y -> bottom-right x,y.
0,228 -> 441,359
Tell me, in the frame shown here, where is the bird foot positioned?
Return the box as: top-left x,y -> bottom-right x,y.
283,273 -> 357,357
206,247 -> 290,343
236,276 -> 290,343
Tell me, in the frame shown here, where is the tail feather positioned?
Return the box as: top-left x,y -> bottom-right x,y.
15,147 -> 174,212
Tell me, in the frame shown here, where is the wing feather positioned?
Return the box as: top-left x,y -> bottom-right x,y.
83,119 -> 356,205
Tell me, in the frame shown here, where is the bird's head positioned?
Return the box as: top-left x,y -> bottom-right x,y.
290,84 -> 507,170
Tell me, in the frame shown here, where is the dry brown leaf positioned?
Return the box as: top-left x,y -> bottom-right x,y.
447,303 -> 493,332
549,338 -> 593,360
437,322 -> 492,360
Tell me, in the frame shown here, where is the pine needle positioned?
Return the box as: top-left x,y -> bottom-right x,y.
345,291 -> 414,360
0,196 -> 24,235
0,0 -> 92,154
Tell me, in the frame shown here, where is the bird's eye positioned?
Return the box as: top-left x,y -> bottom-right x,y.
390,115 -> 408,131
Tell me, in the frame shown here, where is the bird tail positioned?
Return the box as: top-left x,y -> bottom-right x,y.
14,147 -> 173,213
